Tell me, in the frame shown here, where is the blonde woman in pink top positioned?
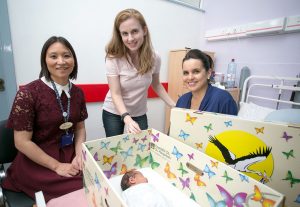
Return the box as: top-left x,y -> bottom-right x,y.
102,8 -> 175,137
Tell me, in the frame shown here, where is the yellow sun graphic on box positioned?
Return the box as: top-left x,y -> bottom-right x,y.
205,130 -> 274,182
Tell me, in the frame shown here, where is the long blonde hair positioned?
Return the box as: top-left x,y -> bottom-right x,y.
106,8 -> 154,75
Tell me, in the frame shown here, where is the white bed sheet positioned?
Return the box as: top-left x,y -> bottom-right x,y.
238,102 -> 275,121
238,102 -> 300,124
109,168 -> 200,207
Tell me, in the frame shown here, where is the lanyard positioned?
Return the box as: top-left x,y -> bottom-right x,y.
51,80 -> 71,123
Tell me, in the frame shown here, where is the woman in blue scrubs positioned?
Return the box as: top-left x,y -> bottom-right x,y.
176,49 -> 238,115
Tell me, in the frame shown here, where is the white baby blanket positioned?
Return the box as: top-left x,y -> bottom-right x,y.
122,183 -> 172,207
109,168 -> 200,207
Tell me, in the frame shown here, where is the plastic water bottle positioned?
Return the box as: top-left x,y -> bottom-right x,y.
226,59 -> 237,88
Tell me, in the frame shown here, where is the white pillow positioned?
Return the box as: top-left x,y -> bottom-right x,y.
238,102 -> 275,121
265,109 -> 300,124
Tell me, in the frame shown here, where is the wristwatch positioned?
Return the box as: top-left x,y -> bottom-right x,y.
121,112 -> 130,122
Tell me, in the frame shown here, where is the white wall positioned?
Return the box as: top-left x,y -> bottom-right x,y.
7,0 -> 204,140
199,0 -> 300,108
200,0 -> 300,77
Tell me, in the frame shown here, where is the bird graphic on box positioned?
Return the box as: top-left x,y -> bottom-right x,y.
208,135 -> 272,178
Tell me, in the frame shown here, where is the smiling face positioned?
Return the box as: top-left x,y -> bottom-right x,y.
119,17 -> 147,55
182,58 -> 212,93
45,42 -> 74,85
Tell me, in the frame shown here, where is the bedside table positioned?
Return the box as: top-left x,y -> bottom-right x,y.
226,87 -> 240,104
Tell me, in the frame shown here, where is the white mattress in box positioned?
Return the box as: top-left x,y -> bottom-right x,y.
109,168 -> 200,207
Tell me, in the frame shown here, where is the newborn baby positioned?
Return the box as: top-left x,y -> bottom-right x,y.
121,169 -> 172,207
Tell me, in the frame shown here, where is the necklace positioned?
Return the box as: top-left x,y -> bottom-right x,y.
51,80 -> 73,130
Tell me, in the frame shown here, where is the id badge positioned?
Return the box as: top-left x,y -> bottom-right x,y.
60,133 -> 74,147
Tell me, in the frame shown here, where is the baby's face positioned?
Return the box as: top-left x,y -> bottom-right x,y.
134,171 -> 148,184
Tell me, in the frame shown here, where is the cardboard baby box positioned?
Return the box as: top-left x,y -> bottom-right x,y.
169,107 -> 300,207
82,128 -> 284,207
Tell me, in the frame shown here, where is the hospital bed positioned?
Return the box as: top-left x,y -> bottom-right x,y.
238,75 -> 300,124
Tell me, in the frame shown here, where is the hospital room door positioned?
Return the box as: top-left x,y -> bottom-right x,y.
0,0 -> 17,121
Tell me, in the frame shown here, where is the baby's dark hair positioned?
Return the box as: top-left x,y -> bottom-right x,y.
120,170 -> 137,191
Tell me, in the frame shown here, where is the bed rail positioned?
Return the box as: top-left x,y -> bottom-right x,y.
240,75 -> 300,108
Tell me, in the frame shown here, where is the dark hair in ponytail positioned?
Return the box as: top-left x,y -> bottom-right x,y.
182,49 -> 214,71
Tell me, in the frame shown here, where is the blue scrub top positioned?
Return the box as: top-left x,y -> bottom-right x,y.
176,84 -> 238,115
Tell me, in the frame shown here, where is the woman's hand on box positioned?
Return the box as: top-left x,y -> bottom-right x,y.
124,116 -> 141,134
